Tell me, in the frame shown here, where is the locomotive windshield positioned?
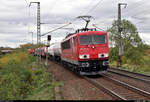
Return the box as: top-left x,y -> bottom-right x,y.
79,34 -> 106,45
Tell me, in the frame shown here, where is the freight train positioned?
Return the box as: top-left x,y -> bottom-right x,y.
29,28 -> 110,75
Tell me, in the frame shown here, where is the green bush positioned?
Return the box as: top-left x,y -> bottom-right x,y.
110,47 -> 118,61
110,46 -> 150,75
0,49 -> 54,100
0,60 -> 33,100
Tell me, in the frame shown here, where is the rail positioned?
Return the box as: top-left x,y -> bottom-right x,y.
84,77 -> 127,100
102,75 -> 150,99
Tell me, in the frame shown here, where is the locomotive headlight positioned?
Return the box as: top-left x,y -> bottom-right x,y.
98,53 -> 109,58
98,54 -> 102,58
104,53 -> 109,57
79,54 -> 90,59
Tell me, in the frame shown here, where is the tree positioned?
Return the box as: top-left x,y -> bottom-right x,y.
108,19 -> 142,51
108,19 -> 145,65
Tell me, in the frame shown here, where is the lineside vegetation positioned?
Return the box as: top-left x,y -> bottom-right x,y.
108,19 -> 150,75
0,49 -> 57,100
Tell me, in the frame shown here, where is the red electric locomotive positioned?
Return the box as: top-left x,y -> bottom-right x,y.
61,28 -> 110,75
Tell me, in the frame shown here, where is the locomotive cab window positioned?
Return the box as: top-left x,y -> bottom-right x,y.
62,39 -> 71,50
79,34 -> 106,45
93,35 -> 106,44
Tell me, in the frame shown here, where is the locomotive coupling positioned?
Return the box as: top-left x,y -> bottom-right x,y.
79,62 -> 90,67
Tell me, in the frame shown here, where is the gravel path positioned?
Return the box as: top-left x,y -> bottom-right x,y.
47,60 -> 114,100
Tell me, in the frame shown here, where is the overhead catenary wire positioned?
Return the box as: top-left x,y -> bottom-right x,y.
94,2 -> 142,30
79,0 -> 98,16
122,1 -> 150,20
38,0 -> 76,41
23,0 -> 32,43
41,22 -> 72,37
116,1 -> 150,35
41,0 -> 100,34
124,9 -> 150,27
43,0 -> 58,24
85,0 -> 103,15
27,0 -> 149,41
122,1 -> 146,16
92,24 -> 105,31
131,9 -> 150,19
28,1 -> 36,43
23,0 -> 37,43
24,0 -> 28,6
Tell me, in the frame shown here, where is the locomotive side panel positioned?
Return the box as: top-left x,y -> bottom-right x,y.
61,39 -> 74,63
72,36 -> 78,62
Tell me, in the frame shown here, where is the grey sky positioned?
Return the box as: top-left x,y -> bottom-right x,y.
0,0 -> 150,48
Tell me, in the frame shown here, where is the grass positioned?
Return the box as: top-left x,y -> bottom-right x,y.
26,85 -> 54,100
0,49 -> 63,100
110,61 -> 150,75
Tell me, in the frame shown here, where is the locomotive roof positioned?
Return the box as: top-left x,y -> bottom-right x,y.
62,30 -> 107,42
78,31 -> 107,35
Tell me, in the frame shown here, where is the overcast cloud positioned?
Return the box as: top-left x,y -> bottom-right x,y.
0,0 -> 150,48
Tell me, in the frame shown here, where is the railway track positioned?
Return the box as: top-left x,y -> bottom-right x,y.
84,77 -> 126,100
108,67 -> 150,83
47,59 -> 150,100
84,75 -> 150,100
105,67 -> 150,94
47,59 -> 119,100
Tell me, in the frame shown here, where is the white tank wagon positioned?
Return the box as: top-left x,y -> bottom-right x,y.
53,42 -> 61,57
47,44 -> 55,59
47,42 -> 61,61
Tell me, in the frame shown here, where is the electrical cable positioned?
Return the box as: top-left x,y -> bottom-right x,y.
85,0 -> 103,15
131,9 -> 150,19
41,22 -> 72,37
122,1 -> 150,19
44,0 -> 58,24
79,0 -> 97,16
24,0 -> 28,6
23,0 -> 31,43
122,0 -> 147,16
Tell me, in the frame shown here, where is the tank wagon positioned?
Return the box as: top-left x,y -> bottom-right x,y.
46,42 -> 61,60
47,44 -> 54,59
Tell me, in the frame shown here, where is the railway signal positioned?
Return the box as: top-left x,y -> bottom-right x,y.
46,35 -> 51,69
48,35 -> 51,41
